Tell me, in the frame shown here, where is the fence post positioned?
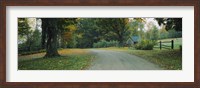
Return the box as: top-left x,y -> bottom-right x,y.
171,40 -> 174,49
160,41 -> 161,50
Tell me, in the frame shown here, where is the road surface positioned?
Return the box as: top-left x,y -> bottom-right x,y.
88,49 -> 162,70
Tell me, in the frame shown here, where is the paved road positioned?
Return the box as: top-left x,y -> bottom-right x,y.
88,49 -> 162,70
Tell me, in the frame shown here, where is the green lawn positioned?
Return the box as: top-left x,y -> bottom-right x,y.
18,49 -> 94,70
127,49 -> 182,70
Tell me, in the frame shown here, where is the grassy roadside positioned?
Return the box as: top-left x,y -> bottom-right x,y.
18,49 -> 94,70
127,49 -> 182,70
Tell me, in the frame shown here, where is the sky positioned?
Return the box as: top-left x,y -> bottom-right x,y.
27,18 -> 42,31
143,18 -> 161,31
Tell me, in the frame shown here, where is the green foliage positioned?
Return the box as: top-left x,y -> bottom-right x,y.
150,26 -> 159,40
76,18 -> 129,48
128,18 -> 145,36
168,29 -> 177,38
18,18 -> 32,46
167,29 -> 182,38
18,29 -> 42,52
93,40 -> 119,48
159,26 -> 169,39
179,45 -> 182,52
97,18 -> 130,47
134,22 -> 158,50
76,18 -> 101,48
18,18 -> 31,37
58,18 -> 77,48
145,25 -> 159,40
135,39 -> 157,50
18,18 -> 42,53
30,29 -> 42,50
155,18 -> 182,39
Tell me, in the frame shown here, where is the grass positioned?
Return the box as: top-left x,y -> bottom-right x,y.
127,49 -> 182,70
18,49 -> 94,70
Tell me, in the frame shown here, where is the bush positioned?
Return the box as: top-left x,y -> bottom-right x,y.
179,45 -> 182,52
159,32 -> 169,39
93,40 -> 119,48
135,39 -> 157,50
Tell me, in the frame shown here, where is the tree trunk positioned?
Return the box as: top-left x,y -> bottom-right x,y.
118,35 -> 124,47
41,18 -> 47,49
116,28 -> 124,47
61,33 -> 66,48
26,35 -> 32,51
42,18 -> 60,57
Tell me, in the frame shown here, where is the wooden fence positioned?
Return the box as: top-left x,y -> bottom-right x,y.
154,40 -> 174,50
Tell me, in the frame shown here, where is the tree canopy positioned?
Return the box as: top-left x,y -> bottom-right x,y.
155,18 -> 182,31
18,18 -> 182,57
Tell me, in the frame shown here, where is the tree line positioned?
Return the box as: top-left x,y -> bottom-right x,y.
18,18 -> 182,57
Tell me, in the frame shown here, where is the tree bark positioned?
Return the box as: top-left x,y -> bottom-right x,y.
42,18 -> 60,57
41,18 -> 47,49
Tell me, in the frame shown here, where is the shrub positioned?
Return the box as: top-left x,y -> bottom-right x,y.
93,40 -> 119,48
159,32 -> 169,39
107,40 -> 119,47
179,45 -> 182,52
135,39 -> 157,50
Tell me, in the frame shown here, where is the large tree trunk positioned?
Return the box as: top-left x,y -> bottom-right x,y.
41,19 -> 47,49
42,18 -> 60,57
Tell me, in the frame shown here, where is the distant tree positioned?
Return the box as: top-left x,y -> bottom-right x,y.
159,25 -> 168,39
57,18 -> 77,48
150,26 -> 159,40
18,18 -> 31,37
76,18 -> 101,48
97,18 -> 130,47
18,18 -> 42,52
18,18 -> 32,51
30,29 -> 41,51
145,22 -> 159,40
62,25 -> 77,48
129,18 -> 145,36
168,29 -> 177,38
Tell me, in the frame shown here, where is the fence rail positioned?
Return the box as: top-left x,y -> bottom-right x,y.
155,40 -> 174,50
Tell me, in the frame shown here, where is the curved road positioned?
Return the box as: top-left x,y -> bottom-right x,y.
88,49 -> 162,70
